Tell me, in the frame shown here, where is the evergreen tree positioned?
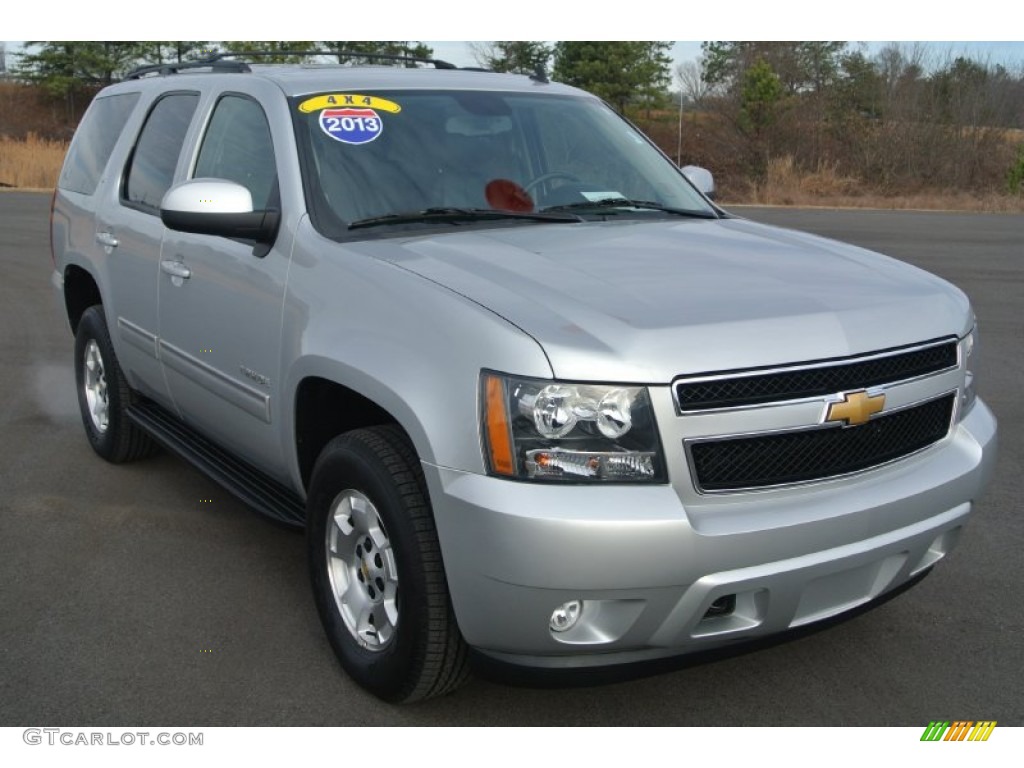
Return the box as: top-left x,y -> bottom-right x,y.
320,42 -> 435,66
222,42 -> 316,64
552,41 -> 672,114
471,41 -> 552,74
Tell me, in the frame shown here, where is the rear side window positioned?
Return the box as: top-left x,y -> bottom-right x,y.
123,92 -> 199,212
58,93 -> 140,195
194,95 -> 278,209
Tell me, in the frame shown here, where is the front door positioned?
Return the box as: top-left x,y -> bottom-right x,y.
157,93 -> 290,476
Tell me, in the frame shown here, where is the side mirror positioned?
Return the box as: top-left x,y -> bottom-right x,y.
161,179 -> 279,243
681,165 -> 715,200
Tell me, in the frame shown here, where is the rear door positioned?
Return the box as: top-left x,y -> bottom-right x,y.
96,91 -> 200,406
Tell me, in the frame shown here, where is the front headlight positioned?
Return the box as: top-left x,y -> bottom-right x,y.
481,372 -> 666,482
960,325 -> 978,418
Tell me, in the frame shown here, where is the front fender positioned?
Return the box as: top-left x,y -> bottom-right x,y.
279,221 -> 552,491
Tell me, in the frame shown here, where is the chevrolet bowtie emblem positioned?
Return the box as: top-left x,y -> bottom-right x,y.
825,390 -> 886,426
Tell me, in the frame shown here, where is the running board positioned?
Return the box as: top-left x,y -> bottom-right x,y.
128,399 -> 306,528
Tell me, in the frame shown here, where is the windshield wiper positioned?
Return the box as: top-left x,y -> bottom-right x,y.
349,207 -> 583,230
543,198 -> 716,218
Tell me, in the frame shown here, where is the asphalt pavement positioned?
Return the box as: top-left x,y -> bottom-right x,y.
1,192 -> 1020,725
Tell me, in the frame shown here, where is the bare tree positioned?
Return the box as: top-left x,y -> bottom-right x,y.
876,42 -> 929,105
675,58 -> 710,107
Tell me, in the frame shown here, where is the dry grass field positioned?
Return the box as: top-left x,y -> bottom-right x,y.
0,134 -> 68,189
744,155 -> 1024,213
1,131 -> 1022,213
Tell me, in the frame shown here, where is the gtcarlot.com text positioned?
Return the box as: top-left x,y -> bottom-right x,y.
23,729 -> 203,746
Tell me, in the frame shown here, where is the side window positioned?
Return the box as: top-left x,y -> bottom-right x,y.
59,92 -> 140,195
123,92 -> 199,212
194,95 -> 278,209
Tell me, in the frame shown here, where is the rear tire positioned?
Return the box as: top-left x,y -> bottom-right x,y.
74,305 -> 157,463
307,425 -> 468,702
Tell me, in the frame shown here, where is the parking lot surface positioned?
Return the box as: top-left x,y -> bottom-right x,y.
1,192 -> 1020,725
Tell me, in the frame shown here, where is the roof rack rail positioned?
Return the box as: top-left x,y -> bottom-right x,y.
125,49 -> 457,79
125,57 -> 250,80
215,49 -> 457,69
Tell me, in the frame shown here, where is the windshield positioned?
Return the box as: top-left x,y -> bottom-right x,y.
291,89 -> 717,237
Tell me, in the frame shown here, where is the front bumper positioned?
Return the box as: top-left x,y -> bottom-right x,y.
424,398 -> 997,668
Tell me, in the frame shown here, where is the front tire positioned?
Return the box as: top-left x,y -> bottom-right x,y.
307,426 -> 468,702
74,305 -> 157,463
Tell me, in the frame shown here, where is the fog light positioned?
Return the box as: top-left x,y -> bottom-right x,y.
549,600 -> 583,632
703,594 -> 736,619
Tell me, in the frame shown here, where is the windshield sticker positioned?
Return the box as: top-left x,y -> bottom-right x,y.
581,191 -> 626,202
299,94 -> 401,114
319,108 -> 383,145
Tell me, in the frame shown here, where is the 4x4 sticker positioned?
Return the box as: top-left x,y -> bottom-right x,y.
298,94 -> 402,114
320,108 -> 383,145
302,94 -> 401,146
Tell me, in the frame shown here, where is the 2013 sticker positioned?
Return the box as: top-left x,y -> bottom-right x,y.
320,108 -> 382,145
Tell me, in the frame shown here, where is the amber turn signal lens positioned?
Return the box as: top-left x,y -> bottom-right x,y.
484,374 -> 515,475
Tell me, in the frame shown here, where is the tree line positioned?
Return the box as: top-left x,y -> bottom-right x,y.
454,41 -> 1024,196
9,41 -> 1024,197
12,41 -> 674,113
678,42 -> 1024,196
12,42 -> 436,108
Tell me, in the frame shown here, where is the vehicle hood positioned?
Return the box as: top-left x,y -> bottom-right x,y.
353,217 -> 971,382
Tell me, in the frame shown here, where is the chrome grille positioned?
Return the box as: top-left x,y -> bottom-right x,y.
687,393 -> 956,492
675,340 -> 958,412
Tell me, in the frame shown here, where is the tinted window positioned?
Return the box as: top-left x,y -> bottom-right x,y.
59,93 -> 140,195
293,90 -> 714,237
123,92 -> 199,211
195,95 -> 277,208
531,104 -> 661,200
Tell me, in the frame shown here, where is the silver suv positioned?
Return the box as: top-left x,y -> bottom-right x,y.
51,53 -> 997,702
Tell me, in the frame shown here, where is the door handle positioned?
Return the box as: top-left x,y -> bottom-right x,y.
160,260 -> 192,280
95,231 -> 119,248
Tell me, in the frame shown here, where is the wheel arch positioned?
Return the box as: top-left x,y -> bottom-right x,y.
63,264 -> 103,335
293,374 -> 419,494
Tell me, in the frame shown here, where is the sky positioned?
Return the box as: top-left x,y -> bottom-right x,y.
7,40 -> 1024,76
4,1 -> 1023,71
429,41 -> 1024,70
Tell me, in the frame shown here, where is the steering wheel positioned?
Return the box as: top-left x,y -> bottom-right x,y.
523,171 -> 584,195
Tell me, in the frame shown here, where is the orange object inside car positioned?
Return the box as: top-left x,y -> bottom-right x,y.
485,179 -> 534,212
